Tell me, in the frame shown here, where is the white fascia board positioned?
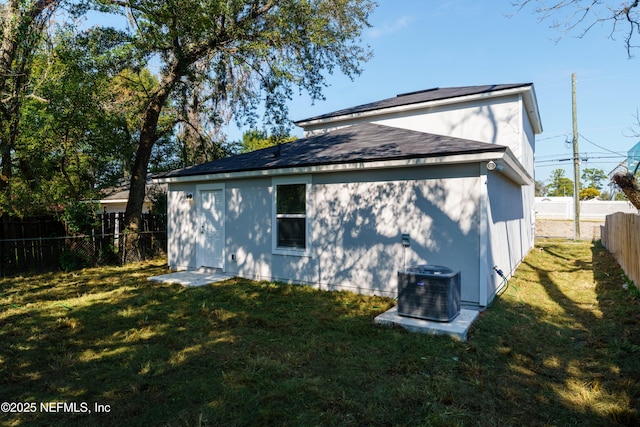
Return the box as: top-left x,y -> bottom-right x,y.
99,198 -> 155,204
296,86 -> 543,135
494,148 -> 534,186
99,199 -> 129,204
520,86 -> 543,134
154,150 -> 534,185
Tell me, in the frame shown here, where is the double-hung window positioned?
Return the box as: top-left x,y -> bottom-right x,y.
272,176 -> 311,256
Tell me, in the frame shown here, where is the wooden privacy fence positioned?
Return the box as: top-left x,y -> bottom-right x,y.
601,212 -> 640,286
0,213 -> 167,277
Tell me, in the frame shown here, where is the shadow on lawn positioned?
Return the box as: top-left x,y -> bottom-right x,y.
3,245 -> 640,427
469,239 -> 639,426
0,262 -> 207,426
0,265 -> 397,427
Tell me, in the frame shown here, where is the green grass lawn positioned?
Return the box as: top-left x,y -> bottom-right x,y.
1,239 -> 639,426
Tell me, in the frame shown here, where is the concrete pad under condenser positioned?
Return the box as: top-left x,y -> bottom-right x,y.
148,270 -> 233,287
374,306 -> 479,341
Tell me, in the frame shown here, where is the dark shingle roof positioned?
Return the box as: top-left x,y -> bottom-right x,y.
156,123 -> 506,179
294,83 -> 533,124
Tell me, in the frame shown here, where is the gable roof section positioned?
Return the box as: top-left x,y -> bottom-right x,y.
155,123 -> 509,182
295,83 -> 542,134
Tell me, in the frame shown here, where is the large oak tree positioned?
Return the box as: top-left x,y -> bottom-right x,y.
92,0 -> 375,236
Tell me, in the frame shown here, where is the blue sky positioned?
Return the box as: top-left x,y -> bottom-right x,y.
282,1 -> 640,186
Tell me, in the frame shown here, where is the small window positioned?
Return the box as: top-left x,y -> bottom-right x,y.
276,184 -> 306,249
273,177 -> 311,256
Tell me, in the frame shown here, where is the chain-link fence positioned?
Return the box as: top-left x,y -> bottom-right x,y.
0,231 -> 167,278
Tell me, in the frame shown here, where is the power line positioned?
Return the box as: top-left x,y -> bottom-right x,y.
536,162 -> 625,168
535,154 -> 623,165
578,133 -> 626,156
536,151 -> 623,160
536,133 -> 569,142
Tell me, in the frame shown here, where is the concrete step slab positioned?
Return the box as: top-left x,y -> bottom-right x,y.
374,306 -> 479,341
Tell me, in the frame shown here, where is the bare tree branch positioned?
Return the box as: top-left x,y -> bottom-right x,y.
513,0 -> 640,56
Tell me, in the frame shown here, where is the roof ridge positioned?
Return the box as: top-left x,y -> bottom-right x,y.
396,87 -> 440,97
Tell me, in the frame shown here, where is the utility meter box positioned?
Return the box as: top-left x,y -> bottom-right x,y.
397,265 -> 461,322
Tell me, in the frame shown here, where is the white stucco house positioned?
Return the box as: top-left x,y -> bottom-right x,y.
154,83 -> 542,309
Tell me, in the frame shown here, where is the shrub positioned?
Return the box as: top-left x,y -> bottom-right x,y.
579,187 -> 600,200
59,249 -> 91,272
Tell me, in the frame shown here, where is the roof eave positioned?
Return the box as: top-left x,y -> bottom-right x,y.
494,148 -> 534,185
153,149 -> 533,185
521,85 -> 543,134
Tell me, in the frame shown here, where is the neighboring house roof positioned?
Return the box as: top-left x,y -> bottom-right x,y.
100,186 -> 132,204
295,83 -> 542,134
154,123 -> 531,184
99,178 -> 166,205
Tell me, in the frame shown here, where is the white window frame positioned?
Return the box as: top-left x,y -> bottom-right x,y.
272,175 -> 312,257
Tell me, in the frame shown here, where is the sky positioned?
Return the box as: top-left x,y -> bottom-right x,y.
277,0 -> 640,187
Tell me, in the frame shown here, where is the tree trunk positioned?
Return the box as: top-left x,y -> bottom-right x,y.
612,172 -> 640,210
123,111 -> 161,233
122,66 -> 181,259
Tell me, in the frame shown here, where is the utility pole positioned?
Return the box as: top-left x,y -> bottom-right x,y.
572,73 -> 581,240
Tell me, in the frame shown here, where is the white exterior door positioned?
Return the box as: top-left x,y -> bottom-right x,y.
197,187 -> 225,269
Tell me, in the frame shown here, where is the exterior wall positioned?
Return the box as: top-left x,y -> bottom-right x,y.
485,170 -> 534,303
521,101 -> 535,174
166,165 -> 488,304
225,178 -> 273,279
303,95 -> 530,167
375,95 -> 521,146
310,166 -> 482,303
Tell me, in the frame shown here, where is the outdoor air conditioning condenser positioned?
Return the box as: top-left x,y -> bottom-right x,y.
397,265 -> 461,322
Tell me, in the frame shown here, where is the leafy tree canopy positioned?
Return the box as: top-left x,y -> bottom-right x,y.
548,168 -> 574,197
2,23 -> 157,216
237,129 -> 297,154
581,167 -> 607,190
